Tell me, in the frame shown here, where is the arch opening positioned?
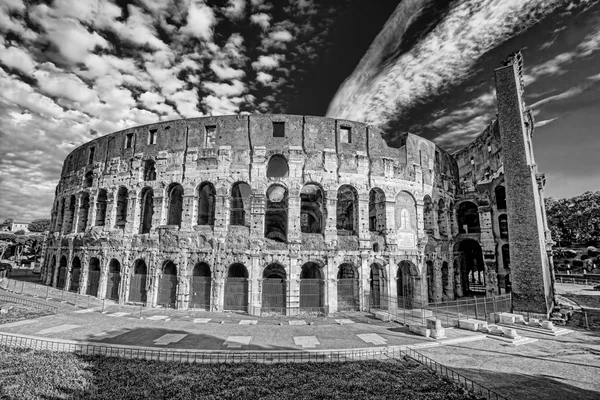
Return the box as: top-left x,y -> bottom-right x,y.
158,261 -> 178,306
230,182 -> 251,227
456,239 -> 486,296
369,188 -> 386,234
262,263 -> 287,313
337,263 -> 359,311
266,155 -> 288,178
300,184 -> 324,234
129,259 -> 148,303
84,171 -> 93,188
397,261 -> 416,309
144,160 -> 156,181
86,257 -> 101,297
106,258 -> 121,301
197,182 -> 216,226
458,202 -> 480,234
369,263 -> 387,309
95,190 -> 108,227
191,262 -> 211,310
224,263 -> 248,311
299,262 -> 324,312
57,256 -> 67,289
265,185 -> 288,243
495,186 -> 507,210
337,185 -> 358,236
140,188 -> 154,234
69,257 -> 81,293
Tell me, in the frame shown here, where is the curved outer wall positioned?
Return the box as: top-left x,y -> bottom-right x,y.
42,114 -> 460,314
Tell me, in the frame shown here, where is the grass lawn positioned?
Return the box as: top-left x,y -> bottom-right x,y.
0,301 -> 54,324
0,346 -> 483,399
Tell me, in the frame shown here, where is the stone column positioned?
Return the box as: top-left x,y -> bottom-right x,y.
431,202 -> 439,238
249,254 -> 261,316
178,249 -> 190,309
105,189 -> 117,229
79,254 -> 89,295
287,254 -> 300,315
98,257 -> 109,300
287,189 -> 302,245
125,191 -> 138,235
324,189 -> 338,244
327,254 -> 338,313
387,255 -> 398,313
415,200 -> 425,241
360,254 -> 369,310
157,191 -> 167,226
433,259 -> 443,303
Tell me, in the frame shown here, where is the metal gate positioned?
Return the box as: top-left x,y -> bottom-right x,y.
105,272 -> 121,301
57,267 -> 66,289
371,278 -> 381,308
224,277 -> 248,311
190,276 -> 211,310
337,278 -> 359,311
158,274 -> 178,306
129,274 -> 147,303
299,279 -> 324,311
262,279 -> 286,312
87,270 -> 101,297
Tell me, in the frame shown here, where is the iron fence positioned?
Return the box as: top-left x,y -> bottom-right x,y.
403,347 -> 508,400
0,293 -> 58,313
365,292 -> 512,326
555,276 -> 599,286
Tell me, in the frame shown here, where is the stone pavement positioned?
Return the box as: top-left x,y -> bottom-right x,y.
0,290 -> 484,351
416,328 -> 600,400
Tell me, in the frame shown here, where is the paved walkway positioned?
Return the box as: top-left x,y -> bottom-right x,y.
0,290 -> 483,351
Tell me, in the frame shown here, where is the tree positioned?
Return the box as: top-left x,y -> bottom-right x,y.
28,219 -> 51,232
0,219 -> 13,231
546,191 -> 600,246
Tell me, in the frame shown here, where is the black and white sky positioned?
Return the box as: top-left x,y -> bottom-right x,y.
1,0 -> 599,221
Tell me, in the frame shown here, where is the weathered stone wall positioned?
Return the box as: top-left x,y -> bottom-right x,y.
43,115 -> 459,315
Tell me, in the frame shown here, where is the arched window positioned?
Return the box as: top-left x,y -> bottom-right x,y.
300,184 -> 324,234
69,257 -> 81,293
265,185 -> 288,242
369,188 -> 386,234
230,182 -> 251,226
423,195 -> 434,233
337,185 -> 358,235
95,189 -> 108,227
495,186 -> 506,210
499,214 -> 508,239
266,155 -> 288,178
78,193 -> 90,232
67,195 -> 76,233
144,160 -> 156,181
395,191 -> 417,231
457,201 -> 480,233
438,199 -> 448,236
84,171 -> 93,188
140,188 -> 154,234
197,182 -> 215,226
56,198 -> 65,232
426,260 -> 434,303
116,187 -> 128,227
167,183 -> 184,227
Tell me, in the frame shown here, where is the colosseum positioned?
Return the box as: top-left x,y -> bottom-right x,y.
41,53 -> 556,317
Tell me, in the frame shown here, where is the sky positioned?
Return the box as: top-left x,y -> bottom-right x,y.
0,0 -> 599,222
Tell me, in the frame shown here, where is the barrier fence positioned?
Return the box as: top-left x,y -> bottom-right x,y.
0,333 -> 505,399
403,347 -> 508,400
0,293 -> 58,314
555,276 -> 599,286
364,293 -> 512,326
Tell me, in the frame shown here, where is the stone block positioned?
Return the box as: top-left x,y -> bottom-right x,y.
426,318 -> 442,331
430,327 -> 446,339
458,319 -> 484,331
526,318 -> 541,327
410,309 -> 433,318
374,311 -> 391,322
487,325 -> 505,336
498,312 -> 525,324
409,324 -> 431,338
541,321 -> 555,330
502,328 -> 521,339
550,317 -> 566,326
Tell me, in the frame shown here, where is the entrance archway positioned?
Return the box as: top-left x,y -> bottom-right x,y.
299,262 -> 324,311
456,240 -> 485,296
106,259 -> 121,301
158,261 -> 178,307
190,262 -> 211,310
397,261 -> 416,308
370,263 -> 386,309
47,255 -> 56,285
337,263 -> 359,311
129,259 -> 148,303
87,257 -> 101,297
57,256 -> 67,289
262,263 -> 286,313
224,263 -> 248,311
69,257 -> 81,293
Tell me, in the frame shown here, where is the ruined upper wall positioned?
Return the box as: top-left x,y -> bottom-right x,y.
59,114 -> 457,182
453,120 -> 504,192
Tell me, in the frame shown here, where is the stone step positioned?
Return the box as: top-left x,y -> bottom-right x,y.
497,322 -> 573,336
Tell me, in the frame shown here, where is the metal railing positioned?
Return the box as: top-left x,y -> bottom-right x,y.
555,276 -> 599,286
0,293 -> 58,313
404,347 -> 508,400
365,293 -> 512,326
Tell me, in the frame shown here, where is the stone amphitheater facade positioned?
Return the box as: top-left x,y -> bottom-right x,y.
41,114 -> 461,315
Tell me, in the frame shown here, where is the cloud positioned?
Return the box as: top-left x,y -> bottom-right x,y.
210,60 -> 246,80
0,44 -> 37,74
223,0 -> 246,20
256,71 -> 273,84
326,0 -> 596,129
251,54 -> 285,70
535,116 -> 560,127
180,0 -> 216,41
203,80 -> 246,97
203,95 -> 243,115
250,13 -> 271,30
